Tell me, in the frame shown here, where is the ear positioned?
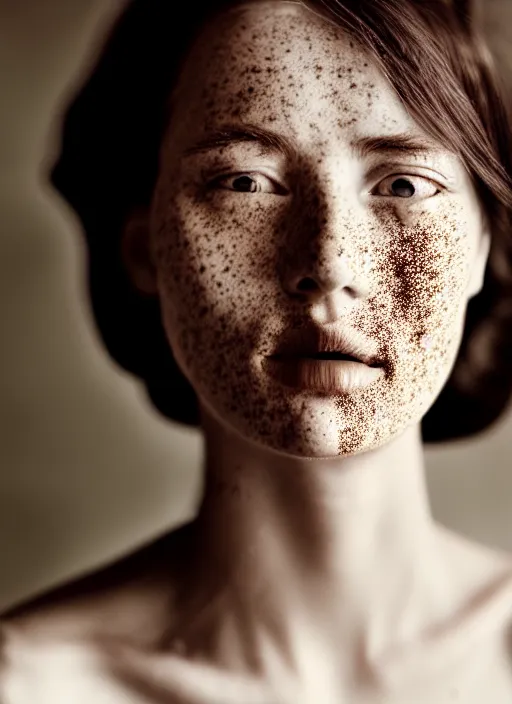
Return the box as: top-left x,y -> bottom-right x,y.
466,224 -> 491,299
121,207 -> 159,296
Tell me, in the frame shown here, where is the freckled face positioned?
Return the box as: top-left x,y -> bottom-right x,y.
149,2 -> 488,458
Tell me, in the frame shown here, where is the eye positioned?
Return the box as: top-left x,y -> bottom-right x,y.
373,174 -> 441,199
211,172 -> 284,194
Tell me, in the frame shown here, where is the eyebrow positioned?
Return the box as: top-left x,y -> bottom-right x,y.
182,123 -> 443,160
183,124 -> 298,160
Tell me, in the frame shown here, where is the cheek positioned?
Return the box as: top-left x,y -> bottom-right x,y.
399,211 -> 472,307
371,202 -> 476,366
386,227 -> 468,319
151,182 -> 285,313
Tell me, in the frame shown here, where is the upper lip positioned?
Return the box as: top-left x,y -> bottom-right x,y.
269,325 -> 382,367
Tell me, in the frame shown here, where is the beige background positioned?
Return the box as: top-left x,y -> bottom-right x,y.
0,0 -> 511,612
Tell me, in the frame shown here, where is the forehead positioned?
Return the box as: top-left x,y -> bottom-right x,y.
169,1 -> 423,146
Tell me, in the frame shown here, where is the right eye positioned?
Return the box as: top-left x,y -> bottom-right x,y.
210,172 -> 285,194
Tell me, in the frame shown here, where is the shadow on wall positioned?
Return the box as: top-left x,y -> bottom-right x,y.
0,0 -> 511,611
0,0 -> 202,611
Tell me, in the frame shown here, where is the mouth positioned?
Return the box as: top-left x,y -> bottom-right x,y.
265,353 -> 384,393
271,352 -> 382,368
268,324 -> 384,370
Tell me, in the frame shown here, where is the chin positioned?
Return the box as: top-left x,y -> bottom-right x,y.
204,389 -> 406,460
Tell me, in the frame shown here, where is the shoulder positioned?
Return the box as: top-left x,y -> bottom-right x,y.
0,525 -> 191,698
439,528 -> 512,689
0,617 -> 148,704
0,524 -> 189,635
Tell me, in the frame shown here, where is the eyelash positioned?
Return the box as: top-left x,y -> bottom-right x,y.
373,174 -> 442,199
207,171 -> 286,195
206,172 -> 444,199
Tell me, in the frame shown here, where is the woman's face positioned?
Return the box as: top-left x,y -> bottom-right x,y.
146,0 -> 490,458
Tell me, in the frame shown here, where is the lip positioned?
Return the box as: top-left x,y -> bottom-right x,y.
264,356 -> 384,394
270,325 -> 382,367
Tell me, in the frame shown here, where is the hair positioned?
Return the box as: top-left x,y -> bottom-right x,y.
50,0 -> 512,444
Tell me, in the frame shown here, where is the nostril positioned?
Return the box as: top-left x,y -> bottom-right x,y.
296,277 -> 318,292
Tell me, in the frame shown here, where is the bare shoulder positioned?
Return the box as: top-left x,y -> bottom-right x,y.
0,522 -> 191,652
0,524 -> 193,702
0,623 -> 10,698
437,526 -> 512,676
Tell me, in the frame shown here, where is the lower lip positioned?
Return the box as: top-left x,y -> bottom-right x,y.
264,357 -> 383,394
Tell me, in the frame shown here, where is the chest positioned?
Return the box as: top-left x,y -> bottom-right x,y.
3,635 -> 512,704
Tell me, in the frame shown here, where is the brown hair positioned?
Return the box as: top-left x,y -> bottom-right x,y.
51,0 -> 512,443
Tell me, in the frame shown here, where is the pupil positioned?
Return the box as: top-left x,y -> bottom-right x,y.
234,175 -> 257,192
392,178 -> 415,197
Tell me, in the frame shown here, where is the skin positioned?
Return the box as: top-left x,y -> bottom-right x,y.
150,3 -> 488,462
2,2 -> 512,703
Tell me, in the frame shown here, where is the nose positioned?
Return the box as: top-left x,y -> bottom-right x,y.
279,196 -> 370,322
287,250 -> 356,299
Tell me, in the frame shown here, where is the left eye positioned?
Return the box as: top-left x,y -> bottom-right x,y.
373,175 -> 441,199
211,173 -> 281,194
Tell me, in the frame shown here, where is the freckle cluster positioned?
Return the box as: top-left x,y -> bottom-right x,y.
329,200 -> 472,456
150,3 -> 478,460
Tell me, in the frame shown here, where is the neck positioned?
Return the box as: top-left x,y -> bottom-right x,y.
174,405 -> 453,689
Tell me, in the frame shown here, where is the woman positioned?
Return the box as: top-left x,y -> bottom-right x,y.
2,0 -> 512,701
